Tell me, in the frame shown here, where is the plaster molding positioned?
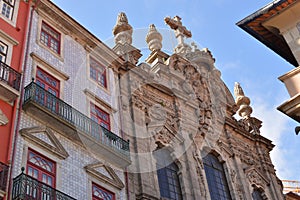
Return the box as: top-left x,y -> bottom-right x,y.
30,52 -> 69,81
0,109 -> 8,126
20,126 -> 69,159
85,162 -> 124,190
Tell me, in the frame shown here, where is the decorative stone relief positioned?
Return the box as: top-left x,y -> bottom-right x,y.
234,82 -> 262,135
85,162 -> 124,190
131,84 -> 183,147
167,54 -> 214,140
0,109 -> 8,126
193,150 -> 207,198
245,167 -> 270,189
146,24 -> 162,52
234,82 -> 252,119
165,16 -> 192,55
113,12 -> 133,45
20,126 -> 69,159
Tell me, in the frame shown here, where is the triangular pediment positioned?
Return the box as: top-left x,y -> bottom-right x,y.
85,162 -> 124,190
20,126 -> 69,159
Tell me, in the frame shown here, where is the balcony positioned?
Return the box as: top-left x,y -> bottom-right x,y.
278,67 -> 300,123
0,61 -> 21,103
22,82 -> 131,168
0,162 -> 9,199
12,169 -> 76,200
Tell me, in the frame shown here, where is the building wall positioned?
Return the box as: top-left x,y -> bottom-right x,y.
12,2 -> 126,200
0,0 -> 30,163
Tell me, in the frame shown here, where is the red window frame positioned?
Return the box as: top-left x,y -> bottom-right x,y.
90,103 -> 110,130
36,67 -> 60,97
90,58 -> 107,88
40,21 -> 61,54
26,148 -> 56,188
35,67 -> 60,112
92,182 -> 115,200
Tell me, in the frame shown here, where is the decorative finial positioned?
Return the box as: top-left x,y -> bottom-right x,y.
234,82 -> 252,118
113,12 -> 133,45
164,16 -> 192,54
21,167 -> 25,173
146,24 -> 162,52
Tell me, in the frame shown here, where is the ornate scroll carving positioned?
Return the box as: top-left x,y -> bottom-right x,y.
245,167 -> 270,189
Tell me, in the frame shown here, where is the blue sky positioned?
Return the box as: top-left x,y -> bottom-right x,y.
51,0 -> 299,181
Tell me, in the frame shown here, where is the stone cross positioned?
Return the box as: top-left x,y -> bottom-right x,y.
165,16 -> 192,47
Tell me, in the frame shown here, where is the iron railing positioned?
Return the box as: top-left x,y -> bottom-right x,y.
12,169 -> 76,200
0,61 -> 21,91
23,81 -> 130,157
0,162 -> 9,191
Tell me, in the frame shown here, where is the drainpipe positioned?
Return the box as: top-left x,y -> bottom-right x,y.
7,0 -> 40,198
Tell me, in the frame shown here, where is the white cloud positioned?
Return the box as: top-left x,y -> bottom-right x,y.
251,98 -> 293,179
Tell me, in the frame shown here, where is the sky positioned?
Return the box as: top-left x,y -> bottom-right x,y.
51,0 -> 300,182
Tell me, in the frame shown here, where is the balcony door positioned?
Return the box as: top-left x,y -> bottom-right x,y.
36,67 -> 60,112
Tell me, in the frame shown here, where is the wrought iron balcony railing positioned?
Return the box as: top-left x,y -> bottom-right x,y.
12,169 -> 76,200
23,81 -> 130,157
0,162 -> 9,191
0,61 -> 21,91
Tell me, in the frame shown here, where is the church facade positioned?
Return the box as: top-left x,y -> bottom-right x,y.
111,12 -> 284,200
5,0 -> 285,200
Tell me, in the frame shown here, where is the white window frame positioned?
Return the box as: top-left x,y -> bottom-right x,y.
0,40 -> 8,63
0,36 -> 13,65
0,0 -> 19,26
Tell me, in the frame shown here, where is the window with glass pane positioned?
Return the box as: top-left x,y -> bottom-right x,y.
40,21 -> 61,54
92,183 -> 115,200
203,154 -> 232,200
1,0 -> 15,20
27,149 -> 56,187
155,149 -> 182,200
157,163 -> 182,200
90,58 -> 107,88
0,40 -> 8,62
36,68 -> 60,111
252,189 -> 263,200
90,103 -> 110,130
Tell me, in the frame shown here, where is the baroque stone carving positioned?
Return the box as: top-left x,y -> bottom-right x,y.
193,150 -> 207,198
165,16 -> 192,54
234,82 -> 252,119
113,12 -> 133,45
132,84 -> 181,147
146,24 -> 162,52
168,54 -> 214,139
245,167 -> 270,189
234,82 -> 262,135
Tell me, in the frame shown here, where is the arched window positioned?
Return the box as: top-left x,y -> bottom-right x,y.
252,188 -> 264,200
155,150 -> 182,200
203,153 -> 232,200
